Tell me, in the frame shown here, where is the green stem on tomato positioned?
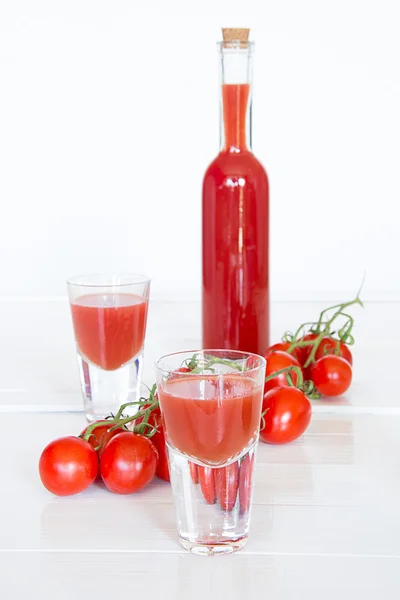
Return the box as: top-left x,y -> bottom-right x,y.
285,290 -> 363,368
260,408 -> 269,432
289,322 -> 322,344
108,401 -> 159,433
81,419 -> 119,443
265,365 -> 304,389
315,294 -> 363,334
81,398 -> 160,443
185,353 -> 249,374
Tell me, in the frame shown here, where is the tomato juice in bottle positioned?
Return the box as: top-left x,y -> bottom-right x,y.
202,29 -> 269,355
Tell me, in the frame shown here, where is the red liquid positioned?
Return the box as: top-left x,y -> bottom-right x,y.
158,375 -> 263,465
202,83 -> 269,355
70,294 -> 148,371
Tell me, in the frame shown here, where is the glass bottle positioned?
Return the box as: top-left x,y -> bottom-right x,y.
202,29 -> 270,356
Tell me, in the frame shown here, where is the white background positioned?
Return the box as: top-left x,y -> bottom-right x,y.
1,0 -> 399,301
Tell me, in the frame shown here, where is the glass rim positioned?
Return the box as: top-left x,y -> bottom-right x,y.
66,272 -> 151,288
155,348 -> 266,377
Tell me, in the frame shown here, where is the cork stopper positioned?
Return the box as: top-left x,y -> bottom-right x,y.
222,28 -> 250,43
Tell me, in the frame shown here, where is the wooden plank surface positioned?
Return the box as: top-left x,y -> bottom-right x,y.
1,413 -> 399,560
1,299 -> 399,597
2,552 -> 400,600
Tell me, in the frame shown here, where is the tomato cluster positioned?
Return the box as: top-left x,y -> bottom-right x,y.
39,410 -> 168,497
261,333 -> 354,445
266,335 -> 353,397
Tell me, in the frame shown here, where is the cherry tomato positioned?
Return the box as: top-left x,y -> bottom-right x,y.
81,421 -> 124,458
215,462 -> 239,512
265,342 -> 303,364
311,355 -> 352,397
151,427 -> 170,482
198,466 -> 216,504
239,453 -> 254,515
136,404 -> 170,482
264,351 -> 303,393
170,367 -> 192,380
260,387 -> 312,444
100,432 -> 158,494
39,436 -> 98,496
189,461 -> 199,484
315,337 -> 353,365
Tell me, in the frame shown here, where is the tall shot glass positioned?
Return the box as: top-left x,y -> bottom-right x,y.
67,273 -> 150,421
155,350 -> 266,555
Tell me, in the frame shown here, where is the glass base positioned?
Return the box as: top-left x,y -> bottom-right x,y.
168,442 -> 257,555
77,352 -> 143,421
179,535 -> 248,556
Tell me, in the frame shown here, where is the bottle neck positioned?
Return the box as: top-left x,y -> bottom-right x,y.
219,43 -> 253,153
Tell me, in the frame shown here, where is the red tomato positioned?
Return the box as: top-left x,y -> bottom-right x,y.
315,337 -> 353,365
260,387 -> 312,444
311,355 -> 352,397
136,404 -> 170,482
170,367 -> 192,380
189,461 -> 199,484
151,428 -> 170,482
81,421 -> 124,458
239,452 -> 254,515
266,342 -> 303,364
100,432 -> 158,494
39,436 -> 98,496
215,462 -> 239,512
264,351 -> 303,393
198,466 -> 216,504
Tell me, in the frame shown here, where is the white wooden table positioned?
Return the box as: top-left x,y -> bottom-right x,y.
1,299 -> 399,599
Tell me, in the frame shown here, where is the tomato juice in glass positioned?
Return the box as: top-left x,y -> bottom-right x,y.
155,350 -> 266,555
70,293 -> 148,371
67,274 -> 150,422
158,374 -> 263,465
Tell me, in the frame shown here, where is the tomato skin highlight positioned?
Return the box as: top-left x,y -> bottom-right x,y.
215,462 -> 239,512
315,338 -> 353,365
260,387 -> 312,444
100,432 -> 158,494
311,355 -> 352,397
198,467 -> 216,504
39,436 -> 98,496
264,351 -> 303,393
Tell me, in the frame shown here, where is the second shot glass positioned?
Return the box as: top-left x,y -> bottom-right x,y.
67,273 -> 150,421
